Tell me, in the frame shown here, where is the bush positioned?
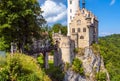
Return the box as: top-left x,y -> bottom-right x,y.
64,62 -> 71,71
72,58 -> 84,75
45,66 -> 64,81
74,48 -> 79,53
96,72 -> 106,81
92,44 -> 100,54
0,53 -> 51,81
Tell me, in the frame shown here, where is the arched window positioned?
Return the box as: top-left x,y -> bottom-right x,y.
78,28 -> 80,32
83,28 -> 86,32
80,36 -> 84,39
77,20 -> 81,25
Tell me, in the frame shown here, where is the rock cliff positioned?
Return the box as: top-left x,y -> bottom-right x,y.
64,47 -> 110,81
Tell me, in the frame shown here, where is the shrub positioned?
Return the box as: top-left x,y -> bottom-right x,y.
64,62 -> 71,71
73,48 -> 79,53
72,58 -> 84,75
96,72 -> 106,81
45,66 -> 64,81
92,44 -> 100,54
0,53 -> 51,81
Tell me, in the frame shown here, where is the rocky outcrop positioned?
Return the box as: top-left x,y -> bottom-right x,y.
64,70 -> 86,81
64,47 -> 110,81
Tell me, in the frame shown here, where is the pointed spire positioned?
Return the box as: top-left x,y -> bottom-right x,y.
82,0 -> 85,9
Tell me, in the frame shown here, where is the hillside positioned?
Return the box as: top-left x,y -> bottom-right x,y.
99,34 -> 120,81
0,53 -> 51,81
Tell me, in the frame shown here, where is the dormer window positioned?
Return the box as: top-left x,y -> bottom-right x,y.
77,20 -> 81,25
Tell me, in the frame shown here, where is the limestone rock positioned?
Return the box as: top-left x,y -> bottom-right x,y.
64,47 -> 110,81
64,70 -> 86,81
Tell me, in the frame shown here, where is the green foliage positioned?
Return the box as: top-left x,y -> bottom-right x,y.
0,37 -> 9,51
64,62 -> 71,71
0,56 -> 6,68
73,48 -> 79,53
99,34 -> 120,81
0,0 -> 46,52
92,43 -> 100,54
45,67 -> 64,81
0,53 -> 51,81
96,72 -> 106,81
52,23 -> 67,35
74,48 -> 84,56
72,58 -> 84,75
37,55 -> 64,81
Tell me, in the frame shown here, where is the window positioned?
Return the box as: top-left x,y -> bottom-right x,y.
80,36 -> 84,39
82,10 -> 85,14
78,28 -> 80,32
70,0 -> 72,4
70,16 -> 72,20
77,20 -> 81,25
83,28 -> 86,32
72,28 -> 75,33
70,9 -> 72,13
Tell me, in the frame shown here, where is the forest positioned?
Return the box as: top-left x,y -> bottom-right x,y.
99,34 -> 120,81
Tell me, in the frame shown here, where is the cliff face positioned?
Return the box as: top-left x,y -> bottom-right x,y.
64,47 -> 110,81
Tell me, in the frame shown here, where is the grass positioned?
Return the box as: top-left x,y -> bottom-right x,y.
37,55 -> 64,81
37,55 -> 54,68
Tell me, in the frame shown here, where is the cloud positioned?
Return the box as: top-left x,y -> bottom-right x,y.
99,32 -> 114,36
110,0 -> 116,6
41,0 -> 67,25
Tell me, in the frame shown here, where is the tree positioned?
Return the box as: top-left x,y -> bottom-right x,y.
0,0 -> 46,52
52,23 -> 67,36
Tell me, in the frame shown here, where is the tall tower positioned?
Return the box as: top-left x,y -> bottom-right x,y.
67,0 -> 80,36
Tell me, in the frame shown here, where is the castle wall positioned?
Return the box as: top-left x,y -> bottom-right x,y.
52,33 -> 75,64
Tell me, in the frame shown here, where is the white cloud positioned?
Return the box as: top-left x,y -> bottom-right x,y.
41,0 -> 67,25
99,32 -> 114,36
110,0 -> 116,6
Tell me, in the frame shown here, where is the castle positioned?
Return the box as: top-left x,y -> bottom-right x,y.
52,0 -> 98,64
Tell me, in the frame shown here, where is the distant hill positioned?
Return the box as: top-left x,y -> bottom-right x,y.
99,34 -> 120,81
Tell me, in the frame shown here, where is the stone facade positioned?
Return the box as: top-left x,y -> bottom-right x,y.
70,8 -> 98,48
52,32 -> 75,64
52,0 -> 98,64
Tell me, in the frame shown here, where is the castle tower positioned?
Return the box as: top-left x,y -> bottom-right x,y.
67,0 -> 80,36
69,0 -> 98,48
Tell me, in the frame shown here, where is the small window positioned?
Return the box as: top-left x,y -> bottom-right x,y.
72,28 -> 75,33
83,28 -> 86,32
70,16 -> 72,20
70,9 -> 72,13
82,10 -> 85,14
78,28 -> 80,32
80,36 -> 84,39
70,0 -> 72,4
77,20 -> 81,25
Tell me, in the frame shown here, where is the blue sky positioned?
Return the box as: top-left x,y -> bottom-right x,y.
38,0 -> 120,36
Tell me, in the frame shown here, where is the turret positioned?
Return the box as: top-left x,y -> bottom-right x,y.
67,0 -> 80,36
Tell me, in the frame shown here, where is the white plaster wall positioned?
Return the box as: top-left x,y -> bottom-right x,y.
67,0 -> 80,36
